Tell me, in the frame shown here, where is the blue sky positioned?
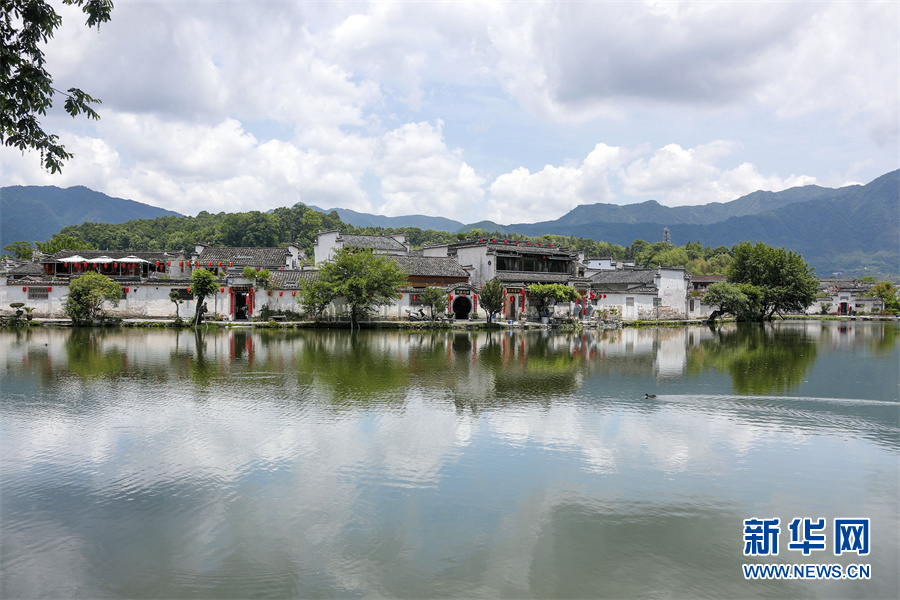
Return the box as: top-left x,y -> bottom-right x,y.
2,1 -> 897,224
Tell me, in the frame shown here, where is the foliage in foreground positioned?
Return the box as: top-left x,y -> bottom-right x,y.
479,278 -> 505,324
64,271 -> 122,324
703,242 -> 818,320
312,249 -> 409,328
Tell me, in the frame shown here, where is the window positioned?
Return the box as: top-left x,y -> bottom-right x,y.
175,289 -> 193,301
626,297 -> 634,307
27,288 -> 48,300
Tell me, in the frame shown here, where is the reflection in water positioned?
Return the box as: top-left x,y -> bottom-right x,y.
1,323 -> 897,598
686,323 -> 818,394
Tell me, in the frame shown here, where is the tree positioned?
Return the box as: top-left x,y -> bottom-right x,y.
725,242 -> 818,320
63,271 -> 121,323
868,281 -> 900,313
703,282 -> 751,320
190,268 -> 218,327
35,233 -> 95,254
479,278 -> 504,324
527,283 -> 579,317
316,248 -> 408,328
3,241 -> 34,260
2,0 -> 112,173
420,286 -> 448,320
297,276 -> 333,321
169,288 -> 183,321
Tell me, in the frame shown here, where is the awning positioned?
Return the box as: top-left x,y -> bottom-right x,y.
119,256 -> 149,263
59,255 -> 86,263
87,256 -> 115,263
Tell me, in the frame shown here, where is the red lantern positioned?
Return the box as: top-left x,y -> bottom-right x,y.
218,261 -> 222,267
22,286 -> 27,292
208,261 -> 212,267
279,291 -> 283,297
179,261 -> 184,267
167,261 -> 171,266
220,287 -> 225,293
47,287 -> 52,292
125,287 -> 129,293
257,266 -> 260,272
268,291 -> 272,296
538,242 -> 542,247
229,262 -> 233,267
187,287 -> 191,293
292,291 -> 296,297
603,294 -> 607,298
156,261 -> 160,267
399,293 -> 403,298
509,295 -> 514,301
113,262 -> 118,268
413,295 -> 417,301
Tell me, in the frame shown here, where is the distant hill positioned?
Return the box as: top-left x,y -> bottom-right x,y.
307,205 -> 466,232
4,170 -> 896,279
1,186 -> 182,249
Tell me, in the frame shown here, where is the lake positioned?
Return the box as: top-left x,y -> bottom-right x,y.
1,322 -> 897,599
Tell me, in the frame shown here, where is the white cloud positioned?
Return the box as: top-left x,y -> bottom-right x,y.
2,0 -> 893,225
487,143 -> 623,223
620,142 -> 816,205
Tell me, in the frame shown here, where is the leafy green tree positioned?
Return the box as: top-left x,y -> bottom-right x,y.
316,248 -> 408,328
479,278 -> 504,324
420,286 -> 448,320
64,271 -> 122,324
2,0 -> 112,173
190,268 -> 218,326
169,288 -> 184,321
527,283 -> 580,317
297,277 -> 333,321
3,241 -> 34,260
726,241 -> 818,319
35,233 -> 96,254
868,281 -> 900,312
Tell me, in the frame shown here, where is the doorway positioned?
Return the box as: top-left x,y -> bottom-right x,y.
452,296 -> 472,320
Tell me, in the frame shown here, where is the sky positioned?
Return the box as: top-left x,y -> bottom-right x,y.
2,0 -> 898,225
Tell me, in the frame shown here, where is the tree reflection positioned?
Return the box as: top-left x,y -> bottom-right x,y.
686,323 -> 818,394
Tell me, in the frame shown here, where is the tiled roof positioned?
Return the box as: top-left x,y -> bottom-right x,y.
390,256 -> 469,278
197,247 -> 289,266
451,239 -> 576,257
339,234 -> 407,252
44,250 -> 184,262
589,268 -> 656,285
269,270 -> 319,289
691,275 -> 726,284
495,271 -> 576,284
7,262 -> 42,275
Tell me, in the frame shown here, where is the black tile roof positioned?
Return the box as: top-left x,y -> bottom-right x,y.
196,247 -> 289,266
389,256 -> 469,278
589,268 -> 657,285
339,234 -> 407,252
269,270 -> 319,289
495,271 -> 581,284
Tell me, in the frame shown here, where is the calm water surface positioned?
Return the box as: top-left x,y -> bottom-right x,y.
1,322 -> 898,599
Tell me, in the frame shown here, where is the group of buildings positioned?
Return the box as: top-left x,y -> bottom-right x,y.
0,230 -> 889,322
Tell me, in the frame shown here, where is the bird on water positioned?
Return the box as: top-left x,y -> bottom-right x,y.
645,394 -> 656,399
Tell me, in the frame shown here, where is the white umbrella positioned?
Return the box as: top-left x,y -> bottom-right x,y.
87,256 -> 114,263
59,255 -> 86,262
119,256 -> 149,263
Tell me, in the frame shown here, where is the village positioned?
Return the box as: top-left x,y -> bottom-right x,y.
0,229 -> 891,326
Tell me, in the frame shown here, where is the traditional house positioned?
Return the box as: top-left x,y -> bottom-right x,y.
589,266 -> 690,320
313,230 -> 408,265
812,278 -> 883,315
424,237 -> 589,320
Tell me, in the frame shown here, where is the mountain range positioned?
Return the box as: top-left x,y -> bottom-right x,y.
1,185 -> 181,250
2,171 -> 897,278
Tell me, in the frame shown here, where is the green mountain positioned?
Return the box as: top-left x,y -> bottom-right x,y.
306,205 -> 465,233
1,185 -> 181,249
